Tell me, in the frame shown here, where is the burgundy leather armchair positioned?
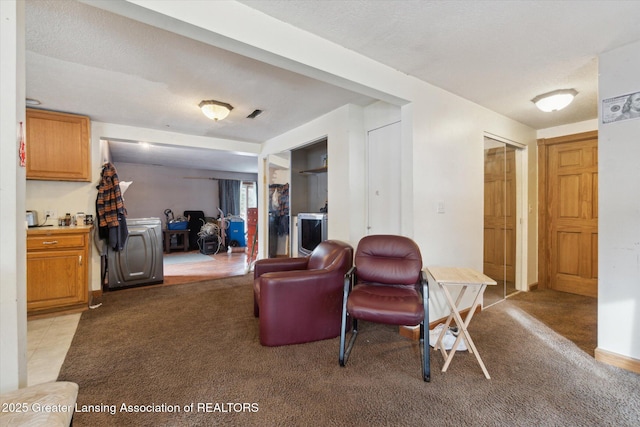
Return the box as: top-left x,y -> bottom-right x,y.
253,240 -> 354,347
339,235 -> 430,381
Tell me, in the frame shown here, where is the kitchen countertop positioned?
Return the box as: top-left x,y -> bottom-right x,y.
27,225 -> 93,235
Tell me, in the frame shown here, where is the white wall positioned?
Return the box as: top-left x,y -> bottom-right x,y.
0,0 -> 27,393
597,40 -> 640,361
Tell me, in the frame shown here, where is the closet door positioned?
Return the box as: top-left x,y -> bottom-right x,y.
483,137 -> 518,307
367,122 -> 401,235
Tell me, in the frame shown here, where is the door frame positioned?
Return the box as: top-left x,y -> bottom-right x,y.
483,132 -> 528,293
537,130 -> 598,289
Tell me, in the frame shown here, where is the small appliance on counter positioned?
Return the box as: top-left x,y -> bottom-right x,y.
26,210 -> 38,227
26,210 -> 52,228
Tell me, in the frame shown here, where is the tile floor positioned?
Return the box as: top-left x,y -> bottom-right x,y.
27,313 -> 81,386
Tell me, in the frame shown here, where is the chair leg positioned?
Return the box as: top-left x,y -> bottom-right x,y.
340,275 -> 354,367
339,312 -> 348,366
340,318 -> 358,367
421,321 -> 430,382
340,297 -> 359,366
422,287 -> 431,382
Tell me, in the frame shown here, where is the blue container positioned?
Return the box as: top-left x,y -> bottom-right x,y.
168,221 -> 188,230
227,219 -> 245,247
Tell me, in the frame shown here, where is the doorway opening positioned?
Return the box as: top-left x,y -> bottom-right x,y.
163,180 -> 257,286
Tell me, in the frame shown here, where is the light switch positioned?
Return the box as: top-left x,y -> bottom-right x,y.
437,201 -> 445,214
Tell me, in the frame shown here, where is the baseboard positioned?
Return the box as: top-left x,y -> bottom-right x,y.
528,282 -> 539,291
91,290 -> 103,306
27,305 -> 87,320
594,347 -> 640,374
399,325 -> 420,340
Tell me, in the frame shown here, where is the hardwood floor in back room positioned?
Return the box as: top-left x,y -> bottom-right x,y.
162,250 -> 249,286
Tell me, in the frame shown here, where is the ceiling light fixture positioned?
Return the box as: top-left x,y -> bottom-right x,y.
532,89 -> 578,112
199,100 -> 233,121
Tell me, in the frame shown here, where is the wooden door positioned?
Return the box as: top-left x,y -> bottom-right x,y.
367,121 -> 401,234
484,146 -> 516,284
539,131 -> 598,297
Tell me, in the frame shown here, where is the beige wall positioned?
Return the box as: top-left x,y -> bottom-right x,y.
113,162 -> 256,221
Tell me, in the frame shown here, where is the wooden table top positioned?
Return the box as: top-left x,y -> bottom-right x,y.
425,266 -> 497,286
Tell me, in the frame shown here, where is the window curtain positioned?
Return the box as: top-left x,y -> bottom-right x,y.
218,179 -> 241,216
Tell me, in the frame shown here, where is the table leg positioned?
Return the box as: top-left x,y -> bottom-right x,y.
163,231 -> 170,253
435,286 -> 467,359
440,284 -> 491,379
181,231 -> 188,251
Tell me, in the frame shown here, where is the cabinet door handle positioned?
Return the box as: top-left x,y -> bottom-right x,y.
42,240 -> 58,245
79,255 -> 83,266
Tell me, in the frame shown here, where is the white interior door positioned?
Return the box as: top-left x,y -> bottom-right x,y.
367,121 -> 401,235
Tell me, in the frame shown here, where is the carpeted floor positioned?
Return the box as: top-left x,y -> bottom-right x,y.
505,288 -> 597,356
59,276 -> 639,426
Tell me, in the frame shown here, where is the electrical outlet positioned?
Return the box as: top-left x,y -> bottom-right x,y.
45,210 -> 57,219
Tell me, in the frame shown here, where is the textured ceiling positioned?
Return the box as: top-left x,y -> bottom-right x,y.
240,0 -> 640,130
25,0 -> 640,172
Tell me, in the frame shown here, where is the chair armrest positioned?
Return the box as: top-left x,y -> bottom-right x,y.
260,269 -> 345,316
254,257 -> 309,279
419,270 -> 429,298
261,268 -> 337,290
420,269 -> 430,336
344,266 -> 356,294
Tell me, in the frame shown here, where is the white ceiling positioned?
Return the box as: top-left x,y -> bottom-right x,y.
25,0 -> 640,173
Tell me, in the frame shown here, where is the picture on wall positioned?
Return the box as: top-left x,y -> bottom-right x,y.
602,91 -> 640,123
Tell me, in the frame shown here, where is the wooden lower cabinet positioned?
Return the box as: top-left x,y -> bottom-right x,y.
27,226 -> 92,316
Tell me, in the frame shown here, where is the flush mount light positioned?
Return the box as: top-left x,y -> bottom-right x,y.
199,100 -> 233,121
532,89 -> 578,112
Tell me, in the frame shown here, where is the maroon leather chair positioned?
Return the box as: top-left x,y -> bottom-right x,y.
253,240 -> 353,347
339,235 -> 430,381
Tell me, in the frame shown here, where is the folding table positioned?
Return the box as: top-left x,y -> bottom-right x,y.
426,266 -> 497,379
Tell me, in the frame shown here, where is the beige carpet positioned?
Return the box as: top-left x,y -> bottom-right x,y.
59,275 -> 640,426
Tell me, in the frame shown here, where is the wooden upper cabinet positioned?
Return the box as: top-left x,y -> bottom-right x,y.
26,108 -> 91,181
